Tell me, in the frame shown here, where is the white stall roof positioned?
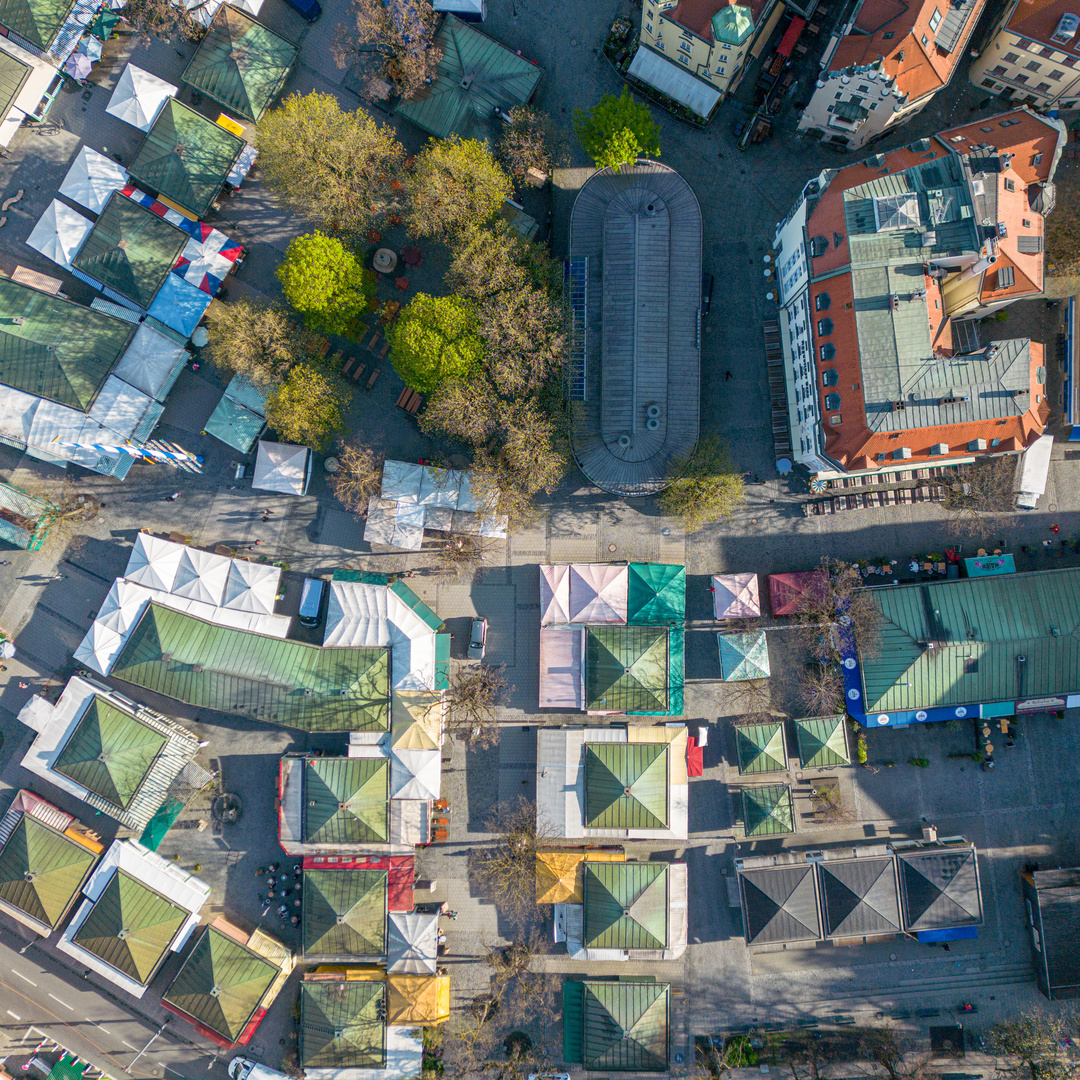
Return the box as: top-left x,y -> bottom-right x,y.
87,377 -> 158,440
381,459 -> 425,500
0,387 -> 40,447
1017,434 -> 1054,508
627,46 -> 721,120
172,547 -> 231,606
26,399 -> 84,461
106,63 -> 176,131
125,532 -> 185,592
386,911 -> 438,975
26,200 -> 93,269
538,626 -> 584,710
390,747 -> 441,801
59,146 -> 129,215
540,564 -> 571,626
568,564 -> 628,623
112,322 -> 188,400
712,572 -> 761,619
222,558 -> 280,614
252,441 -> 310,495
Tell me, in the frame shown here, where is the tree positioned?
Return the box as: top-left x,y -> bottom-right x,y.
256,92 -> 405,237
989,1010 -> 1080,1080
405,137 -> 513,240
497,106 -> 566,183
793,558 -> 883,660
121,0 -> 202,41
421,375 -> 501,446
573,87 -> 661,171
204,299 -> 321,389
941,455 -> 1019,533
329,437 -> 384,515
858,1028 -> 942,1080
333,0 -> 442,100
265,364 -> 346,450
387,293 -> 485,395
443,663 -> 511,749
658,436 -> 745,532
433,533 -> 499,580
810,783 -> 855,825
799,662 -> 844,716
277,233 -> 374,338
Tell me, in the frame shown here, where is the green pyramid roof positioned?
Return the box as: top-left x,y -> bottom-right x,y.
0,0 -> 74,48
795,716 -> 850,768
303,758 -> 388,845
583,862 -> 668,950
735,721 -> 787,775
580,980 -> 669,1071
300,979 -> 386,1069
712,3 -> 753,46
626,564 -> 686,625
73,870 -> 187,983
0,817 -> 97,928
585,626 -> 669,713
163,926 -> 278,1042
54,696 -> 167,809
584,743 -> 668,830
741,785 -> 795,837
718,631 -> 771,681
302,869 -> 387,958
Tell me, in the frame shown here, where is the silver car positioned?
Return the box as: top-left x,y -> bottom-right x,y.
468,617 -> 487,660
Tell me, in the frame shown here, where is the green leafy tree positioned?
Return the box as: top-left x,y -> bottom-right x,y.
257,92 -> 405,237
658,435 -> 745,532
205,299 -> 322,389
265,364 -> 346,451
387,293 -> 484,396
405,136 -> 513,239
573,87 -> 661,171
277,233 -> 374,338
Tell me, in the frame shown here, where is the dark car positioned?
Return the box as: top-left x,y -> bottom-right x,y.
732,118 -> 747,139
701,272 -> 713,317
281,0 -> 321,20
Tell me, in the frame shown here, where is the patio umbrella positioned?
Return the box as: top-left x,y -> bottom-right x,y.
64,53 -> 93,80
90,9 -> 120,38
77,35 -> 103,59
105,63 -> 176,131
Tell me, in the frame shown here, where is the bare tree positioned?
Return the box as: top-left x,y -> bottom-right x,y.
942,456 -> 1019,533
719,677 -> 776,724
794,558 -> 883,660
800,663 -> 844,717
497,106 -> 567,183
858,1027 -> 942,1080
443,663 -> 511,748
431,532 -> 498,580
810,784 -> 856,825
121,0 -> 202,41
989,1010 -> 1080,1080
328,438 -> 383,516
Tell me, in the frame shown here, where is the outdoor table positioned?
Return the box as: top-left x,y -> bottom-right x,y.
373,247 -> 398,273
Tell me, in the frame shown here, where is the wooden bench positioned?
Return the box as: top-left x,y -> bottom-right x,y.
405,392 -> 423,415
396,387 -> 413,409
351,362 -> 366,383
378,340 -> 390,360
365,331 -> 380,352
342,356 -> 358,377
366,367 -> 380,389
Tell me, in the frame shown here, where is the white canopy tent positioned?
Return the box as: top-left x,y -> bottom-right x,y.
1017,434 -> 1054,510
112,323 -> 188,401
86,377 -> 158,441
175,0 -> 224,27
386,912 -> 438,975
72,622 -> 125,676
58,146 -> 129,215
125,533 -> 185,593
711,573 -> 761,619
540,564 -> 571,626
538,626 -> 584,710
222,559 -> 280,615
390,747 -> 441,801
568,564 -> 628,623
252,441 -> 311,496
0,388 -> 40,449
26,200 -> 92,269
105,64 -> 177,131
172,547 -> 231,606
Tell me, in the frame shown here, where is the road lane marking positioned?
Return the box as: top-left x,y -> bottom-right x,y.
96,1027 -> 110,1035
121,1041 -> 137,1050
11,971 -> 35,986
160,1063 -> 184,1077
5,1011 -> 19,1021
46,994 -> 72,1011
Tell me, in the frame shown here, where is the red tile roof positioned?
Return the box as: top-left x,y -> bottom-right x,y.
938,108 -> 1062,185
1005,0 -> 1080,52
668,0 -> 774,40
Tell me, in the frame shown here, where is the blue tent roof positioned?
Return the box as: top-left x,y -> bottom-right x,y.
147,274 -> 211,339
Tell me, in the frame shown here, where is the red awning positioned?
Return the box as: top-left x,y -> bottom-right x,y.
777,16 -> 806,57
686,737 -> 704,778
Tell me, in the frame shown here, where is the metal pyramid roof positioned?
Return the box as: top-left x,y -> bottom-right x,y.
302,758 -> 388,845
794,716 -> 850,768
584,862 -> 668,950
741,784 -> 794,836
820,857 -> 901,937
585,625 -> 669,712
626,564 -> 685,625
300,979 -> 386,1069
53,696 -> 167,809
386,973 -> 449,1025
584,742 -> 669,830
163,925 -> 278,1042
386,911 -> 438,975
739,864 -> 820,944
581,980 -> 669,1071
0,0 -> 74,48
73,869 -> 187,983
182,6 -> 297,122
898,847 -> 983,930
302,869 -> 387,958
718,630 -> 771,681
0,817 -> 97,928
735,721 -> 787,775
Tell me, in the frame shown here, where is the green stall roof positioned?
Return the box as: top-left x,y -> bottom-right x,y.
735,721 -> 787,775
567,980 -> 669,1072
627,563 -> 686,625
794,716 -> 850,768
586,625 -> 669,713
584,862 -> 668,950
111,603 -> 390,732
182,6 -> 297,122
127,99 -> 244,220
741,784 -> 795,837
585,742 -> 668,830
302,757 -> 388,845
0,277 -> 134,410
0,51 -> 30,121
163,925 -> 278,1043
0,0 -> 74,48
302,869 -> 387,958
300,979 -> 386,1069
0,816 -> 98,928
203,394 -> 266,453
718,630 -> 771,682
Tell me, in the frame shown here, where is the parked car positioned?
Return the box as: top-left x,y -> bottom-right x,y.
298,577 -> 325,627
280,0 -> 321,20
230,1059 -> 289,1080
468,617 -> 488,660
701,272 -> 713,317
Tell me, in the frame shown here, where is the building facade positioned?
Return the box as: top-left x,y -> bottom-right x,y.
799,0 -> 987,150
970,0 -> 1080,109
773,108 -> 1064,478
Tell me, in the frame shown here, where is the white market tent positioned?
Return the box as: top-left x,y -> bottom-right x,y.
86,377 -> 159,440
105,64 -> 177,131
0,388 -> 41,449
58,146 -> 129,215
111,322 -> 188,401
222,559 -> 280,615
568,564 -> 628,623
73,622 -> 125,676
172,547 -> 231,606
712,573 -> 761,620
540,564 -> 571,626
26,200 -> 93,269
390,747 -> 441,801
627,46 -> 721,120
125,532 -> 185,592
387,911 -> 438,975
538,626 -> 584,710
252,441 -> 311,496
1017,434 -> 1054,510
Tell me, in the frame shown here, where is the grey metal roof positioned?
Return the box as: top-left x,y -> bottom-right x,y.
820,857 -> 901,937
935,0 -> 980,53
569,163 -> 701,495
897,846 -> 983,930
739,864 -> 820,945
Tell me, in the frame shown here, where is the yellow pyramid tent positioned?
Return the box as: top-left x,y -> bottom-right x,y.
386,974 -> 450,1024
536,851 -> 584,904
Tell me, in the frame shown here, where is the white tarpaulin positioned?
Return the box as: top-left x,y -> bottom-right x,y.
540,565 -> 571,626
125,533 -> 184,592
172,547 -> 231,606
58,146 -> 129,215
26,200 -> 93,269
538,626 -> 584,710
0,387 -> 40,448
106,64 -> 177,131
381,459 -> 425,499
87,377 -> 158,440
387,911 -> 438,975
252,441 -> 311,495
627,46 -> 721,120
1017,434 -> 1054,509
711,573 -> 761,619
222,559 -> 280,614
390,747 -> 441,801
112,322 -> 188,400
568,564 -> 628,623
26,400 -> 84,462
72,621 -> 125,676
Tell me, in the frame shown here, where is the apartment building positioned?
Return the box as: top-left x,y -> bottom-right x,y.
970,0 -> 1080,109
798,0 -> 987,150
773,108 -> 1064,477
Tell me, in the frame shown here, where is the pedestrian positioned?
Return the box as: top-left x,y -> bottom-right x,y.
268,863 -> 278,873
724,370 -> 733,381
261,514 -> 269,523
254,539 -> 261,546
164,492 -> 180,502
18,681 -> 27,688
444,910 -> 458,920
1053,524 -> 1061,534
290,915 -> 300,926
255,867 -> 266,876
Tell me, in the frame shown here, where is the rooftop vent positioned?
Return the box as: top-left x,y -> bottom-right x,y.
866,153 -> 887,168
644,202 -> 657,217
940,394 -> 971,405
1051,12 -> 1079,43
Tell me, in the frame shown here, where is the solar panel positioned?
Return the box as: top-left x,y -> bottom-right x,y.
567,257 -> 588,401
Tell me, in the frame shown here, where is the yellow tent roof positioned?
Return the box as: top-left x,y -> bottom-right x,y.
386,974 -> 450,1025
391,692 -> 441,749
536,851 -> 584,904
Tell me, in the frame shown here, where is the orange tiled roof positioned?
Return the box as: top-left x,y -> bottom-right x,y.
1007,0 -> 1080,53
938,108 -> 1062,184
